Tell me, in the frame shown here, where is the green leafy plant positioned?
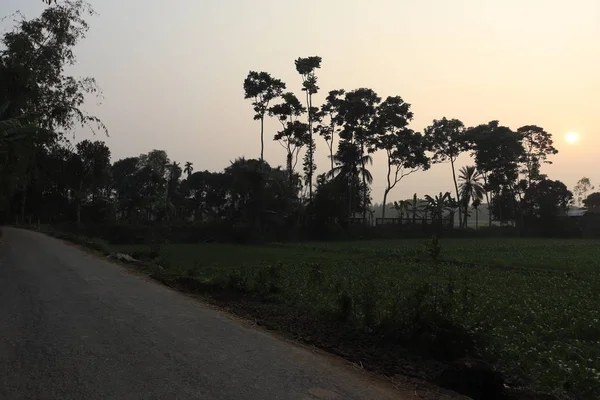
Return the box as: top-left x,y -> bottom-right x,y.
425,234 -> 442,262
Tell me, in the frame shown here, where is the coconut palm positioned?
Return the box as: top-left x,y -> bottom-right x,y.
458,165 -> 485,228
184,161 -> 194,177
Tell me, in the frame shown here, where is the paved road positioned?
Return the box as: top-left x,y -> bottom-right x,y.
0,228 -> 408,400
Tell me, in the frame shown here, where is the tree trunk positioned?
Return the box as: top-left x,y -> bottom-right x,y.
347,175 -> 352,222
286,152 -> 293,186
464,203 -> 469,228
475,207 -> 479,229
381,188 -> 389,221
488,192 -> 493,227
76,203 -> 81,225
481,173 -> 492,228
260,116 -> 265,161
307,92 -> 314,201
361,144 -> 367,222
450,158 -> 462,228
381,155 -> 392,222
329,143 -> 334,177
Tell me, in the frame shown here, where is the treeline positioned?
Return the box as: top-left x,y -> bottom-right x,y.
0,1 -> 587,243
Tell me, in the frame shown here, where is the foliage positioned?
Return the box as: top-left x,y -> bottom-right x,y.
574,178 -> 594,207
315,89 -> 345,174
424,118 -> 468,227
0,0 -> 105,134
583,192 -> 600,212
458,166 -> 485,227
468,121 -> 525,225
522,179 -> 573,231
243,71 -> 286,160
295,56 -> 321,200
106,237 -> 600,399
374,96 -> 429,219
269,92 -> 309,180
517,125 -> 558,184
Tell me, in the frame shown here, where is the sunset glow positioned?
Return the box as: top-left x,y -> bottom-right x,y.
565,132 -> 581,144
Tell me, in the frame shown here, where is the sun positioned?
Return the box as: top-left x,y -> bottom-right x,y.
565,131 -> 580,144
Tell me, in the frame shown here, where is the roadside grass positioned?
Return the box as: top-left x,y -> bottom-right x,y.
36,227 -> 600,399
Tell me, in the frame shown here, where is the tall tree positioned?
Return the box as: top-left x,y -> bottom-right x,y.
0,0 -> 105,134
573,177 -> 594,207
111,157 -> 140,222
423,118 -> 468,227
268,92 -> 308,183
295,56 -> 321,200
315,89 -> 345,176
374,96 -> 429,220
517,125 -> 558,185
75,140 -> 111,203
468,121 -> 525,226
458,165 -> 485,228
1,1 -> 105,220
336,88 -> 381,220
243,71 -> 286,161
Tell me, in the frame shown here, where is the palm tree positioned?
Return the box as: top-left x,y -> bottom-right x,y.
458,165 -> 485,228
424,192 -> 453,228
184,161 -> 194,177
393,199 -> 411,223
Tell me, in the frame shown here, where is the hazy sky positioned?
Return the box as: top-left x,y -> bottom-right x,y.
3,0 -> 599,202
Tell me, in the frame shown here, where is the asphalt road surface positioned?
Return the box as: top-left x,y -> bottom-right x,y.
0,228 -> 409,400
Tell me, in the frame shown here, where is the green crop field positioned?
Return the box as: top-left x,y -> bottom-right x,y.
111,238 -> 600,398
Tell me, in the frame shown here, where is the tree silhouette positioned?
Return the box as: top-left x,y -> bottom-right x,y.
468,121 -> 524,226
472,197 -> 482,229
523,179 -> 572,221
424,118 -> 468,227
184,161 -> 194,177
1,0 -> 105,135
517,125 -> 558,185
583,192 -> 600,212
337,88 -> 380,220
243,71 -> 286,160
425,192 -> 453,229
295,56 -> 321,200
573,177 -> 594,207
374,96 -> 429,220
458,165 -> 485,228
269,92 -> 308,183
315,89 -> 345,176
328,140 -> 373,218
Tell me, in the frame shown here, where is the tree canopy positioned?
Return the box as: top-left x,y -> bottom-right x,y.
0,2 -> 580,241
